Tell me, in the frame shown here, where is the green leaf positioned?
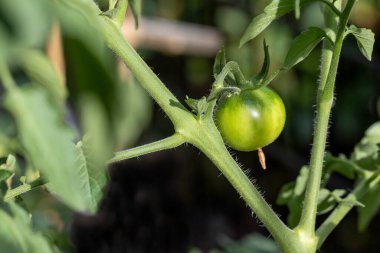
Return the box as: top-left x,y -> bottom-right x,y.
75,137 -> 107,212
0,202 -> 54,253
358,179 -> 380,231
276,181 -> 295,205
0,170 -> 13,182
4,86 -> 94,212
0,0 -> 54,48
239,0 -> 314,46
276,166 -> 309,227
317,189 -> 346,215
15,50 -> 66,110
130,0 -> 142,29
213,48 -> 227,79
324,153 -> 357,180
352,122 -> 380,161
348,25 -> 375,61
283,27 -> 326,69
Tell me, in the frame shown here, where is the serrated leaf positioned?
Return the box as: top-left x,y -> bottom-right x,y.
0,202 -> 53,253
358,180 -> 380,231
130,0 -> 142,29
4,86 -> 94,212
75,137 -> 107,212
240,0 -> 315,46
348,25 -> 375,61
284,27 -> 326,69
213,48 -> 227,79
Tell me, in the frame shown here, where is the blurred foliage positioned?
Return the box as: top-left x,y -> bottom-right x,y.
0,0 -> 151,252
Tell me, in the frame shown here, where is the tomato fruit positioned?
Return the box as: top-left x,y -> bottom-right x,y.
215,87 -> 286,151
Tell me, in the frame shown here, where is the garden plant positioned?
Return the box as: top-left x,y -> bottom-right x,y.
0,0 -> 379,253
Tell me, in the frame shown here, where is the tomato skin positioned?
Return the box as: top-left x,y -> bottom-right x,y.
215,87 -> 286,151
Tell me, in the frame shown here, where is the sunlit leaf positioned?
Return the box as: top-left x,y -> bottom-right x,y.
240,0 -> 315,46
348,25 -> 375,61
75,137 -> 107,212
358,180 -> 380,231
352,122 -> 380,160
283,27 -> 326,69
276,166 -> 309,227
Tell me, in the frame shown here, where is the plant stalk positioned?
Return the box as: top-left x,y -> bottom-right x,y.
99,16 -> 195,129
187,121 -> 304,253
109,134 -> 185,163
297,0 -> 357,236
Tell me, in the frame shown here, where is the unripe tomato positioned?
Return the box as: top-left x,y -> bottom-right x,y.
215,87 -> 286,151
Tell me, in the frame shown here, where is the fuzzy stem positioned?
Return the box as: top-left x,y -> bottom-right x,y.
4,178 -> 45,201
108,134 -> 185,163
187,121 -> 303,253
99,16 -> 195,129
297,0 -> 357,236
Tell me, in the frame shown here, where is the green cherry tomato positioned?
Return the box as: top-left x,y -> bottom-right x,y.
215,87 -> 286,151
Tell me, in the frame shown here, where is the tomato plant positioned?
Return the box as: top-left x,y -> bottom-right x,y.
215,87 -> 286,152
0,0 -> 378,253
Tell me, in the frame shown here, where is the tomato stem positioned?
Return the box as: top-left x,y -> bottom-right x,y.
297,0 -> 356,241
108,134 -> 185,163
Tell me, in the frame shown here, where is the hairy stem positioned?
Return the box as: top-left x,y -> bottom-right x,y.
4,178 -> 45,201
186,121 -> 304,253
99,16 -> 194,129
297,0 -> 357,236
108,134 -> 185,163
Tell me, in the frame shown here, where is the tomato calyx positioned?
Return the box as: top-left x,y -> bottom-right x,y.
184,40 -> 283,121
